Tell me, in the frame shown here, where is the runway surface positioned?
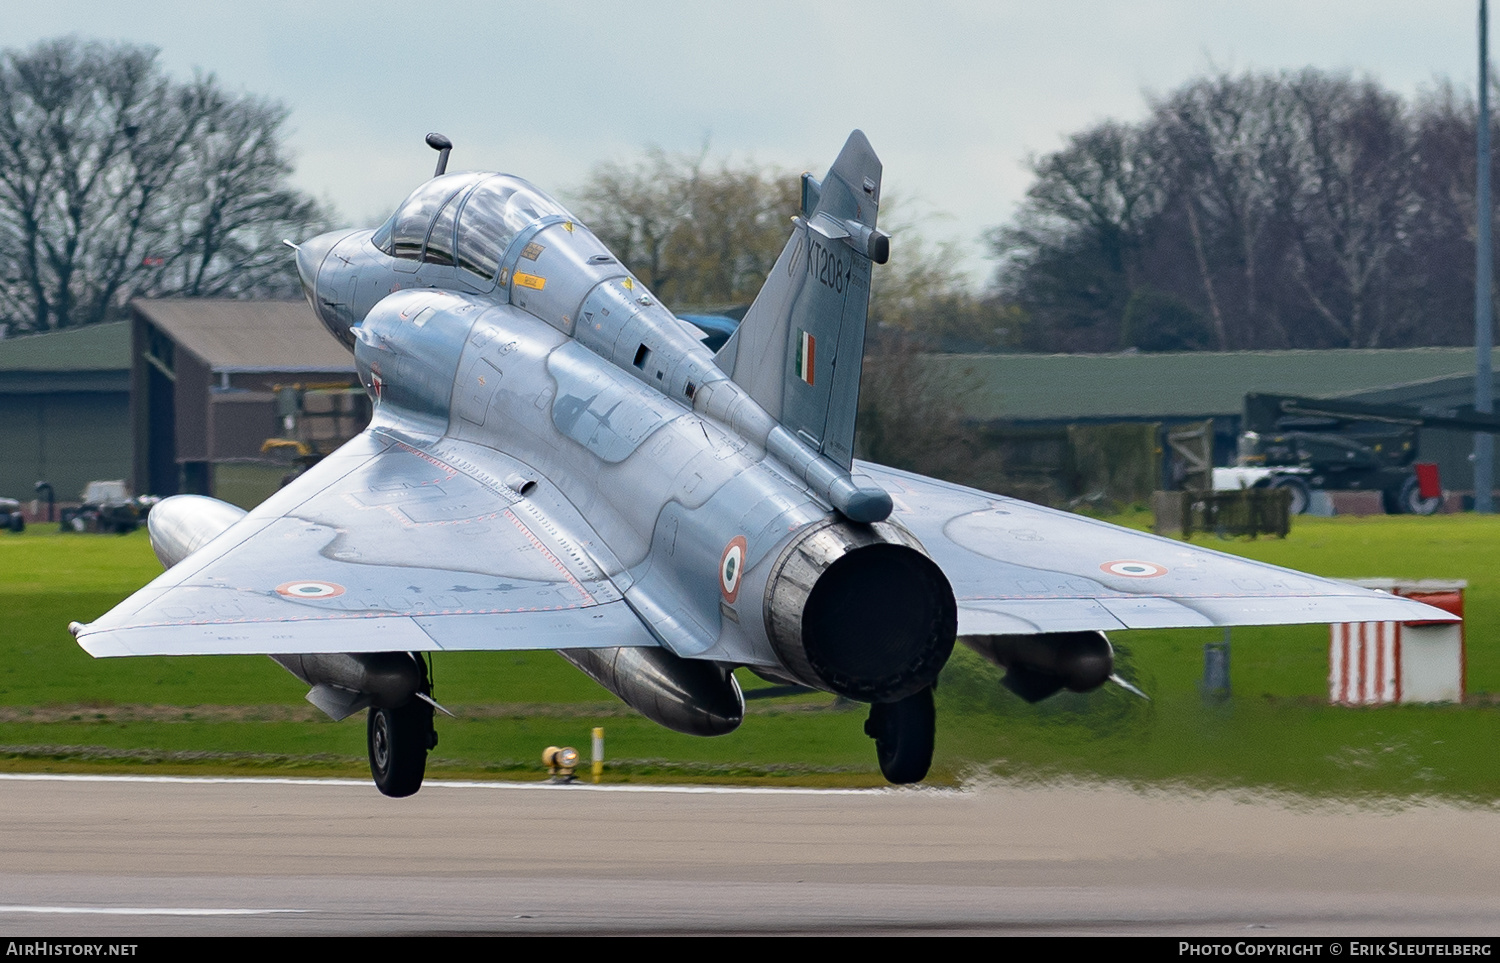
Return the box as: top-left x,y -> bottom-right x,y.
0,773 -> 1495,935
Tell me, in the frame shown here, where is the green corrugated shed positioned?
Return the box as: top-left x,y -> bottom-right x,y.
0,323 -> 132,502
921,348 -> 1500,422
0,322 -> 130,373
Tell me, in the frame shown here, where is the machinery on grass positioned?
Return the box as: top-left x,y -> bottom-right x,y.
1214,392 -> 1500,515
58,481 -> 155,534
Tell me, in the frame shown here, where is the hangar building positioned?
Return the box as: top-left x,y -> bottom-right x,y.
5,308 -> 1500,511
0,322 -> 131,502
918,348 -> 1500,496
131,300 -> 366,507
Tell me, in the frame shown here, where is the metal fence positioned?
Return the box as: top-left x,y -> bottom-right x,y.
1152,487 -> 1292,539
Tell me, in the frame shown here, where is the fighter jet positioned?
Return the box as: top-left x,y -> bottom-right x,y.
73,131 -> 1451,796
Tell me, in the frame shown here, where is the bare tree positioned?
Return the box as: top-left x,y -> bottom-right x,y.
1273,71 -> 1417,347
988,121 -> 1167,351
1153,72 -> 1292,348
573,146 -> 1017,356
1404,81 -> 1489,346
141,88 -> 323,300
571,147 -> 798,308
868,198 -> 1015,351
991,67 -> 1500,352
0,38 -> 326,332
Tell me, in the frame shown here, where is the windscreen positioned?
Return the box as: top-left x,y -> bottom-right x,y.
454,175 -> 570,281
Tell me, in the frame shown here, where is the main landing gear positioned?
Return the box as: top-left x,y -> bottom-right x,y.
365,652 -> 441,798
367,697 -> 437,798
864,687 -> 935,784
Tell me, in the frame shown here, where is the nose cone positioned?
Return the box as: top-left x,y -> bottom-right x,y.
294,228 -> 362,350
294,229 -> 355,306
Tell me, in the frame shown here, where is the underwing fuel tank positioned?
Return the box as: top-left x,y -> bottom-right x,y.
558,647 -> 744,736
271,651 -> 428,720
763,519 -> 957,703
146,494 -> 250,568
961,632 -> 1114,703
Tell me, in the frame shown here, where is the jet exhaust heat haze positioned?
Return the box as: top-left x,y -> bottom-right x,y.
73,132 -> 1452,796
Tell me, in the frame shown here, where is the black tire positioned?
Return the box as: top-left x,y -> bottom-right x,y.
7,513 -> 22,533
1269,476 -> 1310,515
367,700 -> 433,798
863,687 -> 936,785
1396,475 -> 1441,516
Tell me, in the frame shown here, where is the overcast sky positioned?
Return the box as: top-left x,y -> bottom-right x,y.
5,2 -> 1489,281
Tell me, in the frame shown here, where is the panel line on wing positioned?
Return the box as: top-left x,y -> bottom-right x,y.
453,448 -> 610,583
859,459 -> 1456,630
384,431 -> 609,600
386,436 -> 466,484
155,437 -> 394,585
90,598 -> 610,631
499,507 -> 596,604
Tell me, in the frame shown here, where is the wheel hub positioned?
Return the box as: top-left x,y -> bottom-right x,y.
371,714 -> 391,772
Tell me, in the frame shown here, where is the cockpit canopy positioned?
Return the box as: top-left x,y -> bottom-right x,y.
371,173 -> 571,282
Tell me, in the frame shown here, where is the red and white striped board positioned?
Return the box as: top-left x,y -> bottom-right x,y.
1329,621 -> 1400,705
1330,581 -> 1466,705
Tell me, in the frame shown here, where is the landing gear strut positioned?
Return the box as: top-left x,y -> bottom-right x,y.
864,686 -> 935,784
367,697 -> 436,798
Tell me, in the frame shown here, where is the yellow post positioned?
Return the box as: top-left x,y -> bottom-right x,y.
591,726 -> 604,784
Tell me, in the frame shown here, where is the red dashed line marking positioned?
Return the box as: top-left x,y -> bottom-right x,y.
501,509 -> 595,604
390,439 -> 460,483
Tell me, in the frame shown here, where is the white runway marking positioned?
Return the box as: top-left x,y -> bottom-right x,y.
0,772 -> 905,796
0,906 -> 304,916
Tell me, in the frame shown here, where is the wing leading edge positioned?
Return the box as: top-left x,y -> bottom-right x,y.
859,461 -> 1456,635
76,428 -> 658,657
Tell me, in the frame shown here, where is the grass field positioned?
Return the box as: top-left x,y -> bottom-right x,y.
1,517 -> 1497,799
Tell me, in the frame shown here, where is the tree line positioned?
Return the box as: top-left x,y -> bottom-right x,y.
7,36 -> 1494,360
568,149 -> 1008,352
576,67 -> 1500,355
993,69 -> 1497,352
0,38 -> 325,333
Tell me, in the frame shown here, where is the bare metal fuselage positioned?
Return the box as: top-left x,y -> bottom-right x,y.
277,177 -> 952,730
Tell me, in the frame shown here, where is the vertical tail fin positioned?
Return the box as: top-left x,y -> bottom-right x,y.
714,130 -> 888,471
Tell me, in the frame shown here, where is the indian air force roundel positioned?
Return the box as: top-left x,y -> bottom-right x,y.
719,536 -> 748,604
275,580 -> 347,600
1100,560 -> 1168,578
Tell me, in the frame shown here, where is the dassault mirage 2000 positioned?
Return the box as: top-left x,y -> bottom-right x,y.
73,131 -> 1452,796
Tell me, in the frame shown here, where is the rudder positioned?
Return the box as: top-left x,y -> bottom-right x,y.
715,130 -> 888,471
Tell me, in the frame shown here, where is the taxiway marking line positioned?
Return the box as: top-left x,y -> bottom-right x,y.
0,906 -> 305,916
0,772 -> 909,796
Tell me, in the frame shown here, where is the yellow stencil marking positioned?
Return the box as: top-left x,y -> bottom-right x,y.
514,272 -> 547,290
